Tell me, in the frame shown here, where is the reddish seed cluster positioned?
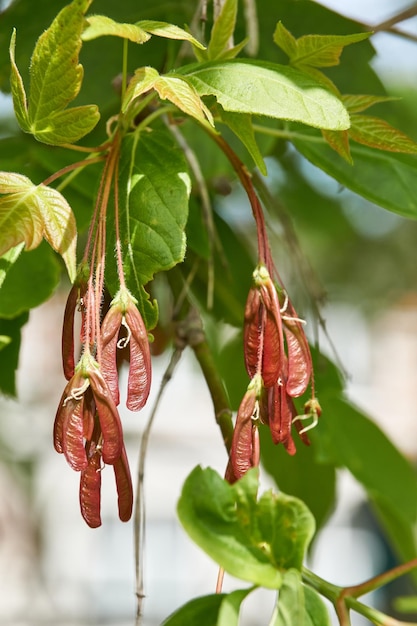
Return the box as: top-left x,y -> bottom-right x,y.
55,283 -> 151,527
226,264 -> 320,483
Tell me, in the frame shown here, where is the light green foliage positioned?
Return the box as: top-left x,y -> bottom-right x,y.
82,15 -> 151,43
178,466 -> 315,588
123,67 -> 214,126
0,172 -> 77,281
179,59 -> 350,130
9,0 -> 99,144
207,0 -> 238,60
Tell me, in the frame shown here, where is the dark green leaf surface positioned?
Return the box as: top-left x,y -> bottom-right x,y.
293,135 -> 417,218
178,59 -> 350,130
110,129 -> 190,328
312,394 -> 417,524
303,585 -> 332,626
0,242 -> 60,318
273,569 -> 304,626
0,313 -> 28,396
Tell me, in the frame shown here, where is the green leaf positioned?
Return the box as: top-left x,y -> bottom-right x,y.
218,110 -> 267,175
9,30 -> 30,132
274,23 -> 371,68
108,129 -> 190,328
137,20 -> 206,50
82,15 -> 150,43
178,59 -> 350,130
293,134 -> 417,219
0,244 -> 24,290
371,495 -> 417,587
12,0 -> 99,144
342,94 -> 400,114
256,491 -> 315,570
0,172 -> 77,282
0,242 -> 60,318
177,466 -> 282,588
303,586 -> 332,626
312,394 -> 417,524
161,593 -> 225,626
273,569 -> 304,626
207,0 -> 237,60
272,571 -> 331,626
217,588 -> 254,626
349,115 -> 417,154
123,67 -> 214,126
260,424 -> 336,532
0,313 -> 28,396
321,129 -> 352,163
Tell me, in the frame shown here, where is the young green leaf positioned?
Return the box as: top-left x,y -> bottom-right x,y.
274,22 -> 371,68
178,59 -> 350,130
342,94 -> 400,114
349,115 -> 417,153
207,0 -> 237,60
217,588 -> 254,626
137,20 -> 206,50
218,109 -> 267,175
82,15 -> 150,43
321,129 -> 352,163
303,586 -> 332,626
9,30 -> 30,133
11,0 -> 99,145
123,67 -> 214,126
256,491 -> 315,570
0,172 -> 77,281
272,569 -> 304,626
177,466 -> 282,588
107,129 -> 190,329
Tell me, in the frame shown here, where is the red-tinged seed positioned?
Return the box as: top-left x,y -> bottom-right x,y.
125,306 -> 151,411
113,445 -> 133,522
62,285 -> 78,380
79,450 -> 102,528
82,387 -> 95,441
243,287 -> 262,379
88,368 -> 123,464
100,306 -> 123,405
284,317 -> 312,398
260,282 -> 283,388
268,383 -> 296,446
230,389 -> 257,482
62,394 -> 88,471
53,371 -> 85,453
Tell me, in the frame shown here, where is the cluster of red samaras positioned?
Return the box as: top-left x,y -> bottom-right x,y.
54,283 -> 151,527
226,264 -> 321,483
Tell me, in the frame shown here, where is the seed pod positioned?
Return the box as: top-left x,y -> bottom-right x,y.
100,305 -> 123,405
283,306 -> 312,397
79,449 -> 102,528
62,285 -> 78,380
125,304 -> 151,411
61,394 -> 88,471
53,371 -> 85,454
228,386 -> 258,483
113,445 -> 133,522
259,280 -> 284,387
62,281 -> 87,381
243,286 -> 262,379
88,367 -> 123,464
268,382 -> 296,447
82,387 -> 95,442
